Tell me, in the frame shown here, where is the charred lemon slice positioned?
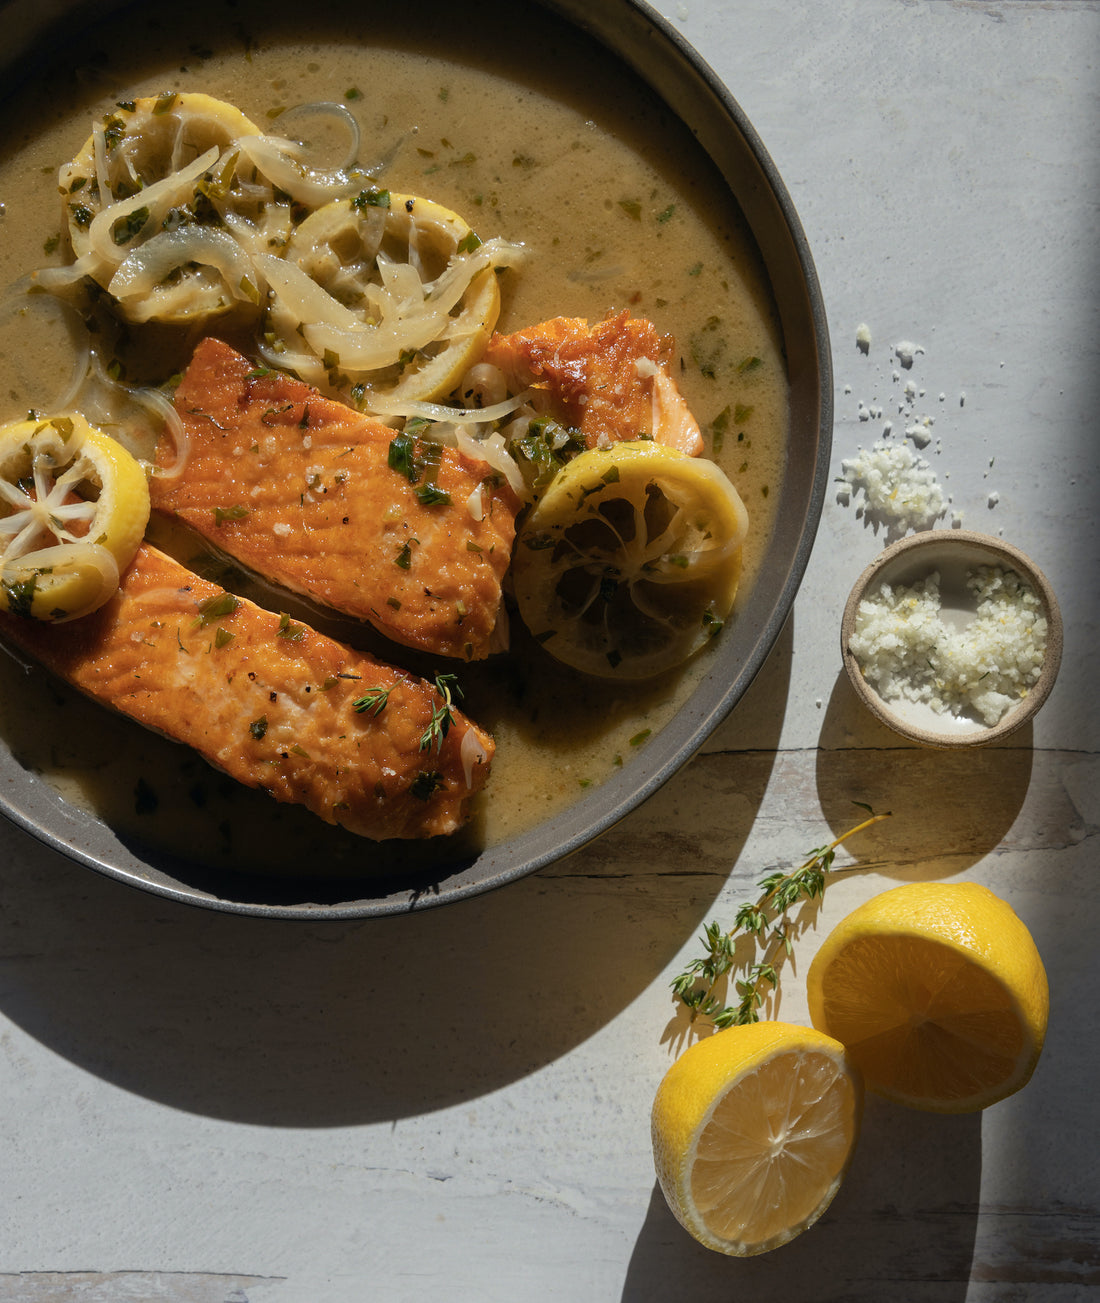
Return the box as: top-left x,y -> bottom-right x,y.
0,415 -> 150,621
262,190 -> 510,405
59,92 -> 263,323
512,441 -> 749,680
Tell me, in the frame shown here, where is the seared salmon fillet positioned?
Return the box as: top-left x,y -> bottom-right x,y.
0,544 -> 493,840
151,337 -> 520,661
482,311 -> 704,456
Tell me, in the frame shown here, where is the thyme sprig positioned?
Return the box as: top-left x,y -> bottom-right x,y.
420,673 -> 461,753
671,805 -> 891,1030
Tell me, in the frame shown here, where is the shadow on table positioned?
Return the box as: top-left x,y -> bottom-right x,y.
0,621 -> 792,1127
811,668 -> 1035,879
621,1096 -> 982,1303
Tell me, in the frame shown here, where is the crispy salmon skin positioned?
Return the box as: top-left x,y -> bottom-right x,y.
482,310 -> 704,456
0,544 -> 493,840
152,338 -> 519,660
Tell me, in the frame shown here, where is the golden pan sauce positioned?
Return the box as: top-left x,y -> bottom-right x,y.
0,0 -> 787,880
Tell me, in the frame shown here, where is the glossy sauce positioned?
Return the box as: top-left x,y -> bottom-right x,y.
0,0 -> 788,881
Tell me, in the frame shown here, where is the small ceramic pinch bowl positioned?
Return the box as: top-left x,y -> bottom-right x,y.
841,530 -> 1063,748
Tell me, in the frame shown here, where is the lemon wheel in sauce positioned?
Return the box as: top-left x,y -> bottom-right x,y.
262,191 -> 504,405
59,92 -> 264,324
511,441 -> 749,680
0,414 -> 150,622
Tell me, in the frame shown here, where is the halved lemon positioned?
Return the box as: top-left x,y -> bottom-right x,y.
807,882 -> 1049,1112
652,1022 -> 863,1256
0,414 -> 150,621
511,441 -> 748,679
265,191 -> 502,404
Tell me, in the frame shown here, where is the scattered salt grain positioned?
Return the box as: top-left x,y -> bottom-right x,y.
905,417 -> 934,449
856,323 -> 872,354
849,566 -> 1047,726
894,340 -> 924,369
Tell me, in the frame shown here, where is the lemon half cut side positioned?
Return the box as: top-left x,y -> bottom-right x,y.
807,881 -> 1049,1113
652,1021 -> 863,1257
512,440 -> 749,679
0,414 -> 150,622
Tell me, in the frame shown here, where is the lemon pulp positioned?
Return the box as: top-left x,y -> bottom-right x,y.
0,414 -> 150,621
512,440 -> 748,679
652,1022 -> 862,1256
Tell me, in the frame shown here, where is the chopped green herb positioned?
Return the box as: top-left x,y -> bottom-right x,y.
214,627 -> 235,649
249,716 -> 268,740
411,770 -> 444,800
414,483 -> 452,508
213,504 -> 249,525
276,612 -> 306,641
352,187 -> 390,211
111,206 -> 150,246
0,574 -> 36,618
193,592 -> 239,628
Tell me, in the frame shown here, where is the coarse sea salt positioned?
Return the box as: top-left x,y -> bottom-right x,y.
840,440 -> 947,532
849,565 -> 1047,726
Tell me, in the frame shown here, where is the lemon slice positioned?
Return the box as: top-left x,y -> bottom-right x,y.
265,191 -> 503,404
807,882 -> 1049,1113
652,1022 -> 863,1256
0,414 -> 150,621
511,441 -> 749,679
59,93 -> 263,322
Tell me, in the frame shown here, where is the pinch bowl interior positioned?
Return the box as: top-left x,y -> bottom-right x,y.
840,530 -> 1063,749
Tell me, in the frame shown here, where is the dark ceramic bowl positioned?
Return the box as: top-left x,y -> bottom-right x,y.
0,0 -> 831,916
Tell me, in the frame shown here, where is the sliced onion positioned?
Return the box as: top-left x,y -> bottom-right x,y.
237,134 -> 362,207
108,226 -> 262,304
132,387 -> 191,480
465,483 -> 485,522
88,145 -> 221,265
454,427 -> 526,498
255,251 -> 362,330
370,396 -> 528,429
30,253 -> 102,293
459,727 -> 490,790
303,251 -> 491,370
275,101 -> 361,171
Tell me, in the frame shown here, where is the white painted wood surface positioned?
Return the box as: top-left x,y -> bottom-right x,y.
1,1 -> 1097,1299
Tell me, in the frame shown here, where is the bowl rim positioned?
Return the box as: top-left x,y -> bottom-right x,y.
840,528 -> 1063,748
0,0 -> 834,917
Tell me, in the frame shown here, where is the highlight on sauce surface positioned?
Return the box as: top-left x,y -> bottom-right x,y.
0,30 -> 786,871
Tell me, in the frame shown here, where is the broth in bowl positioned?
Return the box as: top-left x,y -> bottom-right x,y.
0,0 -> 790,896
